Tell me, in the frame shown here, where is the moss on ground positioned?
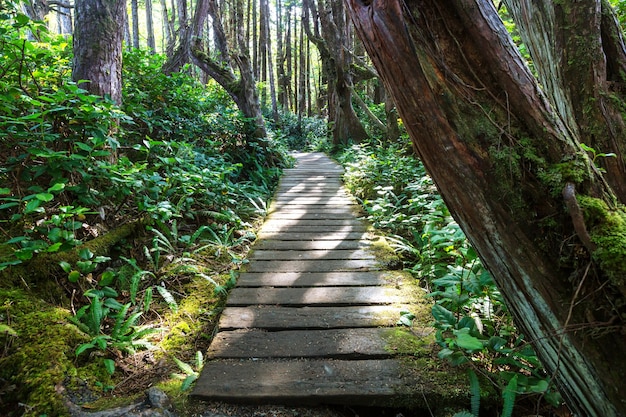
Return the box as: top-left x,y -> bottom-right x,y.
0,288 -> 88,417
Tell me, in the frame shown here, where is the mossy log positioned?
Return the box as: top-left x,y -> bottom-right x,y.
2,219 -> 144,290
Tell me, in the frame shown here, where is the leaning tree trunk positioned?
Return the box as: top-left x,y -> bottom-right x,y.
346,1 -> 626,416
189,0 -> 266,138
73,0 -> 126,105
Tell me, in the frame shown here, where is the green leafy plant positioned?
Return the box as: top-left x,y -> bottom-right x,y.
172,351 -> 203,391
336,141 -> 562,414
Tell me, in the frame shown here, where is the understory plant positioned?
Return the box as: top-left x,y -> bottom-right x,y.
0,5 -> 290,414
336,142 -> 562,414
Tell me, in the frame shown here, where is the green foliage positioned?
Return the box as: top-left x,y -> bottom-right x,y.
270,109 -> 330,151
336,142 -> 562,414
171,350 -> 203,391
0,2 -> 291,407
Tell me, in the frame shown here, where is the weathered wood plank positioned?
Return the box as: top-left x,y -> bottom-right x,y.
269,207 -> 357,214
207,328 -> 397,359
217,305 -> 414,330
226,286 -> 406,306
259,225 -> 367,234
261,218 -> 367,227
191,358 -> 418,405
271,200 -> 355,207
248,249 -> 375,261
253,239 -> 371,250
236,271 -> 392,287
258,231 -> 368,240
274,194 -> 356,207
264,212 -> 360,220
244,259 -> 380,273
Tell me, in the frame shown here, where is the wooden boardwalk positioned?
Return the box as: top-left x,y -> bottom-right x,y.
192,153 -> 439,407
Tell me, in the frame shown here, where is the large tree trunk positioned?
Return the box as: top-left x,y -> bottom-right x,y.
73,0 -> 125,105
346,1 -> 626,416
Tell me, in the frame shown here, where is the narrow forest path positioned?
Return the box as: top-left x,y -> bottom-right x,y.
192,153 -> 466,411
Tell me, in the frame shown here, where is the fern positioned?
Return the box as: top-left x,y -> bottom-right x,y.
155,284 -> 178,312
468,369 -> 480,417
502,374 -> 518,417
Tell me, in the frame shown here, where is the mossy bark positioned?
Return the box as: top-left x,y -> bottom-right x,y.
346,1 -> 626,416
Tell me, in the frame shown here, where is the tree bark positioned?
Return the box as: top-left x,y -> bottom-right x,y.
346,1 -> 626,416
131,0 -> 140,49
73,0 -> 125,105
190,0 -> 267,138
303,0 -> 368,145
146,0 -> 156,52
503,0 -> 626,204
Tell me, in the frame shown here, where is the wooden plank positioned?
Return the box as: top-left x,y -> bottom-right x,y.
207,328 -> 396,359
192,358 -> 416,405
258,232 -> 367,240
236,271 -> 392,287
249,249 -> 375,261
226,286 -> 404,306
244,259 -> 380,272
261,218 -> 367,227
259,225 -> 367,234
274,195 -> 356,206
253,239 -> 371,251
269,207 -> 357,214
218,305 -> 413,330
264,213 -> 359,220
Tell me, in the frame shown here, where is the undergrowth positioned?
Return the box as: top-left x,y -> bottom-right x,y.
335,142 -> 563,417
0,6 -> 296,416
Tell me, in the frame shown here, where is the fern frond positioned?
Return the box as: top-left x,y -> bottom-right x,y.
502,374 -> 518,417
468,369 -> 480,417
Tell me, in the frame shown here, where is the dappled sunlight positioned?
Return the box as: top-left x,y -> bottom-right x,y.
194,152 -> 430,405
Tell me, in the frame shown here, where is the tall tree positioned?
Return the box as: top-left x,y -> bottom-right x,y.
73,0 -> 125,104
303,0 -> 368,145
145,0 -> 156,52
189,0 -> 267,137
131,0 -> 140,48
346,1 -> 626,416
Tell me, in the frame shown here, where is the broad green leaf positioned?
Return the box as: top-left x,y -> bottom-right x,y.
48,183 -> 65,192
79,248 -> 94,260
454,328 -> 484,351
59,261 -> 72,273
432,303 -> 456,326
99,270 -> 116,286
35,193 -> 54,202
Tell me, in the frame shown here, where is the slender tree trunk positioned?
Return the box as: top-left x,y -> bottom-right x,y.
252,0 -> 258,80
55,4 -> 73,35
161,0 -> 172,50
263,0 -> 278,121
131,0 -> 140,49
145,0 -> 156,52
298,16 -> 306,120
124,6 -> 132,50
73,0 -> 125,105
346,1 -> 626,416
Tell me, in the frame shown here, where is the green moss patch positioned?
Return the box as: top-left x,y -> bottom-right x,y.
0,289 -> 87,417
